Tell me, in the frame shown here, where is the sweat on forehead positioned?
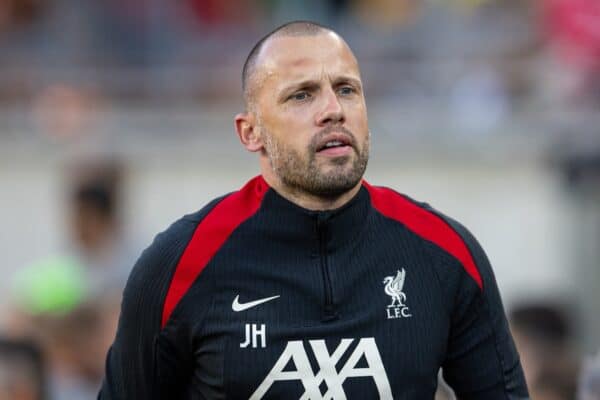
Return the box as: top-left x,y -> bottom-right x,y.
242,21 -> 337,107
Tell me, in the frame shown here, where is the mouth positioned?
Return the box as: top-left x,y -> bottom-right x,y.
315,134 -> 353,155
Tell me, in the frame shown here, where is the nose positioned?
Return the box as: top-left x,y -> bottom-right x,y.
315,87 -> 345,126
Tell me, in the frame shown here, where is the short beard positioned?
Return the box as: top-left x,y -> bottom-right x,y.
261,126 -> 370,199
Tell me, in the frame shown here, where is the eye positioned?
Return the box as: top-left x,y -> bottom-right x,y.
338,86 -> 356,96
289,91 -> 310,101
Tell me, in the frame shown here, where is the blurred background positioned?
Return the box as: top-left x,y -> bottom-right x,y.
0,0 -> 598,399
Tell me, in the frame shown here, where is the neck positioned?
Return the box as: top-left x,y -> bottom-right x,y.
261,169 -> 362,211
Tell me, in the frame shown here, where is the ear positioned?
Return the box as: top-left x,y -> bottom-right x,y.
235,112 -> 263,152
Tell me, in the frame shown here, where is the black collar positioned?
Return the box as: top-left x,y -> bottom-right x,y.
259,180 -> 371,252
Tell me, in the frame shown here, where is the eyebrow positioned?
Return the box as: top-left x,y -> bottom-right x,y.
278,80 -> 320,102
331,76 -> 363,90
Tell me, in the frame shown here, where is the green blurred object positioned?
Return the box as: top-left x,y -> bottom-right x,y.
12,255 -> 87,316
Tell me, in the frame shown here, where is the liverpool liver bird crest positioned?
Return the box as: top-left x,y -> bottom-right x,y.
383,269 -> 407,307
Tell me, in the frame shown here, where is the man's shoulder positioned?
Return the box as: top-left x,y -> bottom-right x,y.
175,175 -> 268,229
130,194 -> 230,270
364,181 -> 473,239
364,181 -> 454,229
179,193 -> 233,224
364,181 -> 484,289
132,176 -> 269,277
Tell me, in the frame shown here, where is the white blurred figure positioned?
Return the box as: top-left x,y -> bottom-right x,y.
579,351 -> 600,400
450,65 -> 510,134
66,161 -> 133,296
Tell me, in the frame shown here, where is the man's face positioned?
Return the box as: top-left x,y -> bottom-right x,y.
251,32 -> 370,198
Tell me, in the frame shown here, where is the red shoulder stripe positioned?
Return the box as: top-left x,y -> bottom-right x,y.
363,182 -> 483,289
161,176 -> 269,328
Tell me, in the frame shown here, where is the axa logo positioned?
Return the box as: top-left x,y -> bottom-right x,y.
383,269 -> 412,319
250,337 -> 392,399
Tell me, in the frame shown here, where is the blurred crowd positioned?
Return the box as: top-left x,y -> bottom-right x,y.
0,160 -> 133,399
0,0 -> 598,110
0,0 -> 599,399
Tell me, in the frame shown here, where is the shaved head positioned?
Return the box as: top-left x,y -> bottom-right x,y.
242,21 -> 335,109
234,20 -> 369,210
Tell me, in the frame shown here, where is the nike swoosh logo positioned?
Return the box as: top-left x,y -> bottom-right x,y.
232,295 -> 280,312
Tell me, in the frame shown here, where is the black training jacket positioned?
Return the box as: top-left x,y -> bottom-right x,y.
99,176 -> 529,400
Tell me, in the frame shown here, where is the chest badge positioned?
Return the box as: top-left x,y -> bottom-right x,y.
383,269 -> 412,319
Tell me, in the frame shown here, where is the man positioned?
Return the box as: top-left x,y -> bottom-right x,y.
99,21 -> 529,399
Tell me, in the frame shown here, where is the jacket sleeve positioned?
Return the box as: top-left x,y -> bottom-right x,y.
439,218 -> 530,400
98,219 -> 197,400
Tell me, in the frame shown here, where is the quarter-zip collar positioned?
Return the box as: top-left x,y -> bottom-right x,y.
257,176 -> 371,252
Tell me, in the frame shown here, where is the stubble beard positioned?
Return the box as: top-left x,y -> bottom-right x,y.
261,126 -> 370,198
